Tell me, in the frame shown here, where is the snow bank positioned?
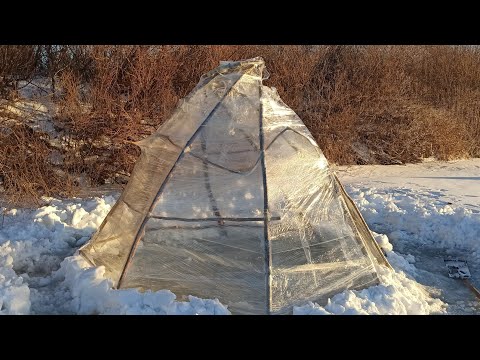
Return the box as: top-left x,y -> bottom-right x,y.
0,196 -> 230,315
56,255 -> 230,315
294,267 -> 445,315
0,242 -> 30,314
295,170 -> 480,315
294,231 -> 446,315
347,187 -> 480,260
0,196 -> 116,314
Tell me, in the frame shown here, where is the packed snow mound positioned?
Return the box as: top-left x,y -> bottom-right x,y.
58,255 -> 230,315
294,267 -> 445,315
294,232 -> 446,315
0,196 -> 230,315
347,187 -> 480,260
0,242 -> 30,314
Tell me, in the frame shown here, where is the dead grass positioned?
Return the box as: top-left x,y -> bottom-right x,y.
0,123 -> 77,206
1,45 -> 480,205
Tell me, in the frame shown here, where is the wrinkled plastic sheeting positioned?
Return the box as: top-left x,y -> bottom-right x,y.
80,57 -> 388,314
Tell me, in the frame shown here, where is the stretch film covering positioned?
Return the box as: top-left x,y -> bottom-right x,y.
80,57 -> 389,314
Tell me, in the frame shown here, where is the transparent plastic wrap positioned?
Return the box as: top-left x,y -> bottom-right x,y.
80,57 -> 389,314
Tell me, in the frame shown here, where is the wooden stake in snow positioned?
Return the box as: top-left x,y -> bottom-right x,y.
463,279 -> 480,300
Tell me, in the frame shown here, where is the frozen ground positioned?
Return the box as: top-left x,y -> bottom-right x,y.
1,159 -> 479,314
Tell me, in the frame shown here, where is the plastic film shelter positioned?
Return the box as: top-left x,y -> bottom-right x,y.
79,57 -> 390,314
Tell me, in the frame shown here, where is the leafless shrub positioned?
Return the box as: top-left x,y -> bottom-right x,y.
0,45 -> 40,100
0,123 -> 76,206
2,45 -> 480,205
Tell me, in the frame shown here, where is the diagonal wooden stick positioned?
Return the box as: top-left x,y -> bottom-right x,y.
463,279 -> 480,300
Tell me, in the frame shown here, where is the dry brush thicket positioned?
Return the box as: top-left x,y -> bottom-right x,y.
1,45 -> 479,204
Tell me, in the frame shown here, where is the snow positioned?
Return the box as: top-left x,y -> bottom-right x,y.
294,267 -> 445,315
296,159 -> 480,315
294,234 -> 446,315
0,196 -> 230,315
60,256 -> 230,315
1,158 -> 479,314
0,79 -> 58,136
0,245 -> 30,315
